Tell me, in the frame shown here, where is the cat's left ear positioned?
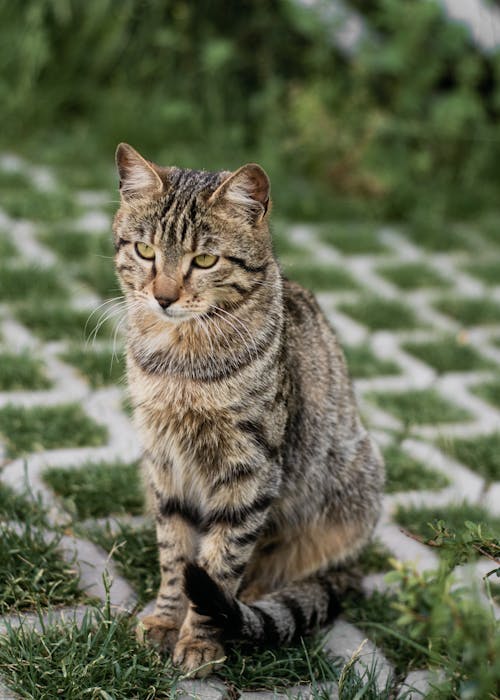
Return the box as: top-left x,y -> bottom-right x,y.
115,143 -> 165,203
208,164 -> 270,224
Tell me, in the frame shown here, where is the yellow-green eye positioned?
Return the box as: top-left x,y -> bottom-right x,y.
135,242 -> 155,260
193,254 -> 219,269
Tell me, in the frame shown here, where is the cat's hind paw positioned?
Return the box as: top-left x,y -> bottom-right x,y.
173,636 -> 225,678
136,614 -> 179,652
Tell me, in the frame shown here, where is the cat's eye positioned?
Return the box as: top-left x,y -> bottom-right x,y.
193,254 -> 219,269
135,242 -> 155,260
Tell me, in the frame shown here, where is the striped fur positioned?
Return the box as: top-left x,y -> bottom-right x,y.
113,144 -> 384,677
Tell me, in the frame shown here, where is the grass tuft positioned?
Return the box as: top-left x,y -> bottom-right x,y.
437,433 -> 500,483
383,444 -> 450,493
357,539 -> 393,574
318,224 -> 386,254
16,304 -> 114,341
0,264 -> 65,300
0,403 -> 108,457
472,378 -> 500,410
0,607 -> 179,699
464,260 -> 500,285
339,297 -> 419,331
377,262 -> 450,290
0,183 -> 80,222
0,351 -> 51,390
368,389 -> 471,426
43,460 -> 143,519
217,637 -> 341,692
39,227 -> 112,261
284,262 -> 359,292
435,297 -> 500,326
344,344 -> 400,379
0,521 -> 82,613
403,335 -> 493,373
60,347 -> 125,388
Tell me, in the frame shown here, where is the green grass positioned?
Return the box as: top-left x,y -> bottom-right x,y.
39,227 -> 119,297
0,608 -> 179,699
271,221 -> 312,259
377,261 -> 450,290
16,304 -> 114,341
0,483 -> 39,521
405,221 -> 471,252
318,224 -> 387,254
0,521 -> 82,613
368,389 -> 471,426
0,351 -> 52,390
395,503 -> 500,554
403,336 -> 493,373
343,344 -> 400,378
357,539 -> 393,574
60,347 -> 124,388
472,378 -> 500,410
39,227 -> 112,261
0,230 -> 17,257
338,297 -> 419,330
43,460 -> 143,519
216,637 -> 341,692
477,214 -> 500,246
0,183 -> 80,222
0,169 -> 32,190
85,523 -> 159,605
0,264 -> 65,300
383,444 -> 450,493
285,262 -> 359,291
464,260 -> 500,285
437,433 -> 500,483
0,403 -> 108,457
343,590 -> 428,675
435,297 -> 500,326
77,257 -> 120,298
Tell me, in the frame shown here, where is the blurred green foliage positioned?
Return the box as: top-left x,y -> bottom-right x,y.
1,0 -> 499,220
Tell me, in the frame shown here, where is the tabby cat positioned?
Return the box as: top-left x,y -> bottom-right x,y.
113,143 -> 384,677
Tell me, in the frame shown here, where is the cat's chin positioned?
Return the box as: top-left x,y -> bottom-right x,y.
157,308 -> 202,324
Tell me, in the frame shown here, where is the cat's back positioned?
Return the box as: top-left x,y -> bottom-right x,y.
282,277 -> 352,395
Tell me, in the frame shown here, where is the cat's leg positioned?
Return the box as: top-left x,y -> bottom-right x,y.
138,513 -> 195,652
173,494 -> 274,676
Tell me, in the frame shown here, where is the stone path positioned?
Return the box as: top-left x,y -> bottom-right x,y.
0,154 -> 499,698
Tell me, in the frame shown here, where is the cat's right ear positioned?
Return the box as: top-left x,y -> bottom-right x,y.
115,143 -> 165,203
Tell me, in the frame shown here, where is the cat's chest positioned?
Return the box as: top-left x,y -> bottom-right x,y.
129,367 -> 235,488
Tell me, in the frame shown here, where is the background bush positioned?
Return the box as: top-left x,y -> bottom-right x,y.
1,0 -> 499,220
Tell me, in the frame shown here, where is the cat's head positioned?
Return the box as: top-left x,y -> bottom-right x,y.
113,143 -> 275,329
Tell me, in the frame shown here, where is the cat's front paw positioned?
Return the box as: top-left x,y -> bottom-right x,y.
136,614 -> 179,652
173,636 -> 225,677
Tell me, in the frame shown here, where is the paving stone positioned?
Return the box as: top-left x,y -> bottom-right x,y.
397,669 -> 433,698
58,536 -> 137,612
0,679 -> 19,700
323,619 -> 393,693
177,679 -> 227,700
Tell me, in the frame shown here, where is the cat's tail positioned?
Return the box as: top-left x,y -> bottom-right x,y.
184,563 -> 358,646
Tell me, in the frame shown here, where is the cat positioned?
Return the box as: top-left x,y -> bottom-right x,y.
112,142 -> 384,677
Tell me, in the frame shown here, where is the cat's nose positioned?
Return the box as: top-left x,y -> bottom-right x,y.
155,294 -> 179,309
